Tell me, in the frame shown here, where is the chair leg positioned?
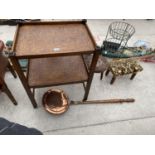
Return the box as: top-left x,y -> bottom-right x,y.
100,72 -> 104,80
3,82 -> 17,105
130,73 -> 137,80
110,75 -> 116,85
105,69 -> 110,76
7,62 -> 17,78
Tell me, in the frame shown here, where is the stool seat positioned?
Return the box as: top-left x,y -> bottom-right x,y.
110,59 -> 143,76
83,54 -> 109,73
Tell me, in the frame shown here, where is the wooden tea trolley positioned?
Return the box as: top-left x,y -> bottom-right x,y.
10,20 -> 100,108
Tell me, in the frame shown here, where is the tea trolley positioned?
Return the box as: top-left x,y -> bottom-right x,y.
10,20 -> 100,108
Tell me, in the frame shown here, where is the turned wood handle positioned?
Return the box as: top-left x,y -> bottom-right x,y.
71,98 -> 135,105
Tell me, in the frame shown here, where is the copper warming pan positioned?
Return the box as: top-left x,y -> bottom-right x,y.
42,89 -> 134,115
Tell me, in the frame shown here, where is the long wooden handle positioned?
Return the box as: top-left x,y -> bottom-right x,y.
71,98 -> 135,105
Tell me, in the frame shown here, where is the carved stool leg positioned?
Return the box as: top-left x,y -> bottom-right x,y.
3,82 -> 17,105
105,69 -> 110,76
100,72 -> 104,80
110,75 -> 116,85
7,62 -> 17,78
130,73 -> 137,80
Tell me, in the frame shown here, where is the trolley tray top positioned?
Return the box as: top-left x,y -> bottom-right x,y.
12,21 -> 96,58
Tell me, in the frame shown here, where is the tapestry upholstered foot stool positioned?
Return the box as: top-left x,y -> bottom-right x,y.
105,58 -> 143,84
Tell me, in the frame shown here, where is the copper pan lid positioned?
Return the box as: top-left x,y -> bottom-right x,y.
42,89 -> 69,115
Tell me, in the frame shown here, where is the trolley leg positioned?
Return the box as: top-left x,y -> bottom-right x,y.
10,56 -> 37,108
7,61 -> 17,78
32,88 -> 35,97
83,51 -> 100,101
82,82 -> 86,91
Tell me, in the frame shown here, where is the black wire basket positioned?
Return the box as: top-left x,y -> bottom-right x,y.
103,21 -> 135,52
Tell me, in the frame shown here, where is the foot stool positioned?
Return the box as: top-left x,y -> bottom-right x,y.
105,58 -> 143,84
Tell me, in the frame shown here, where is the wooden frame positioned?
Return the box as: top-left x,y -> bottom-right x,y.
10,20 -> 100,108
2,81 -> 17,105
0,58 -> 17,105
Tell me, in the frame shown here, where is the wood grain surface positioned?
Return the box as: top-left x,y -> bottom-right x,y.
28,55 -> 88,88
14,23 -> 95,57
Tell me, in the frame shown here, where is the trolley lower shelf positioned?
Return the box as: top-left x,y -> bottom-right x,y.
27,55 -> 89,88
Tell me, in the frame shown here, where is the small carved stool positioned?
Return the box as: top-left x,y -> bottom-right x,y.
83,54 -> 109,79
105,58 -> 143,84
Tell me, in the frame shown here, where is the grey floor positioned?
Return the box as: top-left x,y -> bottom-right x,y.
0,19 -> 155,135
